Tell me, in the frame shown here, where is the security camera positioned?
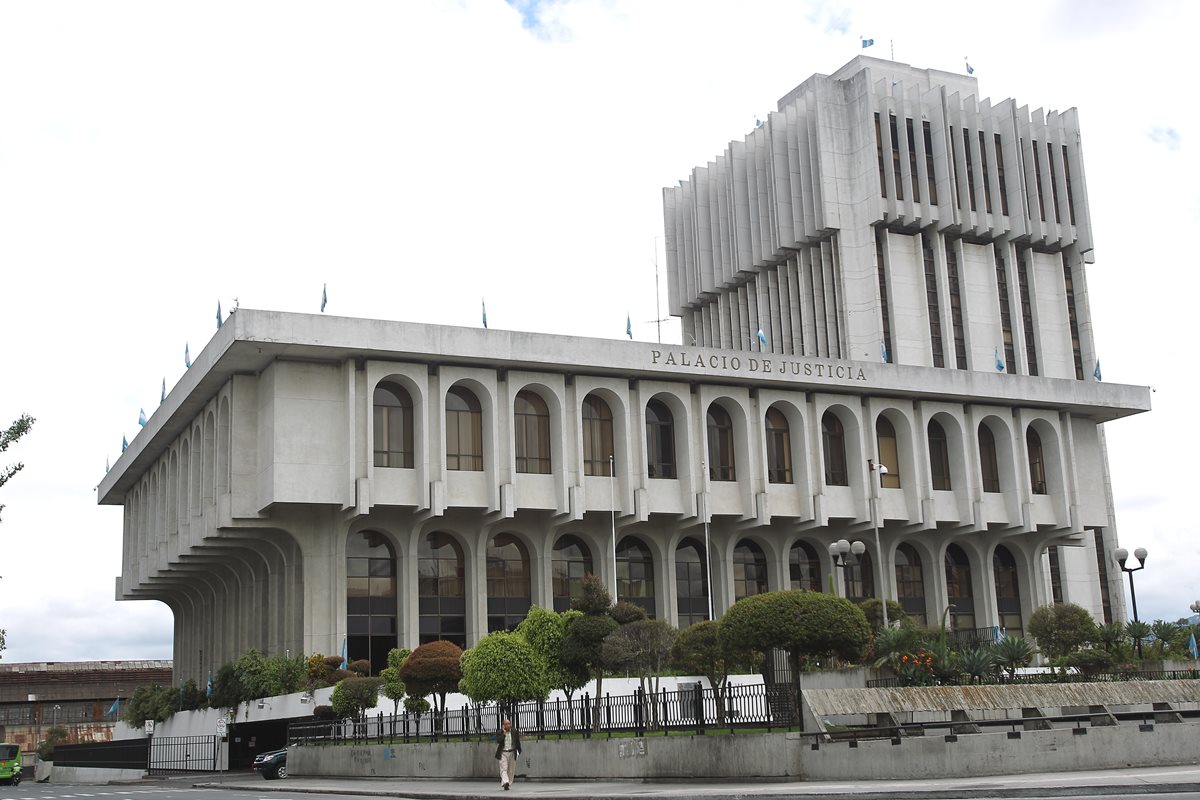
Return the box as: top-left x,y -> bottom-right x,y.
876,464 -> 889,475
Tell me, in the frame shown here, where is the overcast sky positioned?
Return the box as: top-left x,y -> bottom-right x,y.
1,0 -> 1196,664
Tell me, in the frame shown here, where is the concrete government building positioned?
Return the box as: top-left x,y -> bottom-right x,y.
99,56 -> 1150,682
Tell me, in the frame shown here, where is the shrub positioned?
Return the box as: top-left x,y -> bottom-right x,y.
330,677 -> 383,720
1028,603 -> 1095,659
37,726 -> 69,761
348,659 -> 372,677
610,601 -> 648,625
460,631 -> 549,713
1065,648 -> 1115,677
399,640 -> 464,722
312,704 -> 336,720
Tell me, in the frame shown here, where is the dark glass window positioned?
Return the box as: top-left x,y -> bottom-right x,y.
875,112 -> 887,198
979,424 -> 1001,493
1092,529 -> 1113,624
906,118 -> 921,203
945,240 -> 968,369
945,544 -> 976,631
1063,264 -> 1085,380
822,411 -> 848,486
928,420 -> 952,491
418,532 -> 466,648
994,133 -> 1009,215
1016,249 -> 1039,376
1046,142 -> 1061,223
875,416 -> 901,489
707,404 -> 736,482
923,121 -> 938,205
373,383 -> 413,469
1027,427 -> 1047,495
922,232 -> 945,368
446,386 -> 483,472
890,115 -> 904,201
895,543 -> 926,625
616,537 -> 655,617
789,541 -> 820,591
977,130 -> 992,213
487,533 -> 531,632
675,539 -> 709,628
582,394 -> 614,477
347,530 -> 397,675
765,406 -> 793,484
645,399 -> 676,479
993,545 -> 1023,637
962,128 -> 977,212
552,535 -> 592,613
733,540 -> 769,601
876,227 -> 892,363
1032,138 -> 1046,221
514,391 -> 551,474
845,548 -> 874,605
1062,145 -> 1076,224
995,244 -> 1015,373
1048,545 -> 1064,605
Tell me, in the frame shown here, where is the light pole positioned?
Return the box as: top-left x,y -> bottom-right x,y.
868,459 -> 890,628
1114,546 -> 1148,658
52,704 -> 61,726
701,459 -> 714,622
1189,600 -> 1200,619
829,538 -> 866,598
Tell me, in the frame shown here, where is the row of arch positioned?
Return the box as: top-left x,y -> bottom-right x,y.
346,529 -> 1029,673
376,381 -> 1061,495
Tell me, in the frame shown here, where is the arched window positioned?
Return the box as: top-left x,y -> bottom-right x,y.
616,537 -> 655,617
706,404 -> 736,481
928,420 -> 952,491
373,382 -> 413,468
844,548 -> 874,605
1027,428 -> 1047,495
487,534 -> 531,632
944,544 -> 976,633
993,545 -> 1023,637
875,416 -> 901,488
765,406 -> 793,484
675,539 -> 709,628
733,540 -> 769,600
582,394 -> 614,477
895,543 -> 926,625
978,424 -> 1001,493
514,391 -> 551,474
347,530 -> 397,674
789,541 -> 820,591
822,411 -> 848,486
446,386 -> 483,471
552,535 -> 593,613
645,399 -> 676,479
418,532 -> 466,647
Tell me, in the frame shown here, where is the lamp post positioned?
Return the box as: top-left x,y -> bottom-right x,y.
868,459 -> 890,628
1114,546 -> 1148,658
829,538 -> 867,599
1190,600 -> 1200,619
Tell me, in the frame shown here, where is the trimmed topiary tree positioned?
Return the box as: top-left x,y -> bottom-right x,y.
330,676 -> 383,721
460,631 -> 548,716
671,620 -> 757,725
1027,603 -> 1096,660
399,640 -> 464,731
517,607 -> 587,700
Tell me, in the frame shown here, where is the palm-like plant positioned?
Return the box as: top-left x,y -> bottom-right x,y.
1126,620 -> 1152,658
1150,620 -> 1180,658
1096,622 -> 1125,653
959,646 -> 998,684
994,635 -> 1037,679
871,625 -> 924,670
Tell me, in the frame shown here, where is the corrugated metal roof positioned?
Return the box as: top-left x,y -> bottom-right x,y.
803,680 -> 1200,716
0,660 -> 173,674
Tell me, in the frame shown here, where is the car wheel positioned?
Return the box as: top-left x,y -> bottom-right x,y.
277,764 -> 287,780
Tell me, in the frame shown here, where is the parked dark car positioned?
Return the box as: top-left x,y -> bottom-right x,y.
253,748 -> 287,780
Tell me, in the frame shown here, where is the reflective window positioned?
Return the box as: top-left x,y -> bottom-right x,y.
1027,428 -> 1047,495
487,534 -> 531,632
928,420 -> 952,491
993,545 -> 1023,637
844,548 -> 874,605
876,416 -> 901,488
373,383 -> 413,469
707,404 -> 736,481
347,530 -> 397,675
979,424 -> 1001,493
789,541 -> 820,591
446,387 -> 483,472
645,400 -> 676,479
675,539 -> 709,628
418,532 -> 466,648
945,544 -> 976,631
582,394 -> 614,477
514,391 -> 551,474
895,543 -> 927,626
552,535 -> 593,613
822,411 -> 848,486
616,537 -> 655,617
733,540 -> 769,600
765,406 -> 793,484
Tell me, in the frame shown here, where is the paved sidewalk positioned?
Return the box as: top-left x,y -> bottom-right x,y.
194,764 -> 1200,799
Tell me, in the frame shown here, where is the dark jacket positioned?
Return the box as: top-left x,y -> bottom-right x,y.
494,726 -> 522,759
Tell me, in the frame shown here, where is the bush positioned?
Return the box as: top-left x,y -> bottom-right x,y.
311,704 -> 336,720
460,631 -> 548,711
610,601 -> 648,625
122,684 -> 179,726
399,640 -> 464,720
330,677 -> 383,720
37,726 -> 69,761
348,659 -> 372,677
1065,648 -> 1115,677
720,590 -> 871,667
859,598 -> 909,630
1028,603 -> 1095,659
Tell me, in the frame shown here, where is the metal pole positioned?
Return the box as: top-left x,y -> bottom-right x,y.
1127,571 -> 1142,659
869,460 -> 888,628
701,459 -> 714,621
610,454 -> 618,601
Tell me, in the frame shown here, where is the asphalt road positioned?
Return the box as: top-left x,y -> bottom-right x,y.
0,785 -> 380,800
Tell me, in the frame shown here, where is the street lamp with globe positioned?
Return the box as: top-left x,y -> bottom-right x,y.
1114,546 -> 1148,658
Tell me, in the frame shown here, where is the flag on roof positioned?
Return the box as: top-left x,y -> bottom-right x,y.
862,38 -> 875,48
161,378 -> 166,404
481,299 -> 488,329
1093,360 -> 1102,381
216,301 -> 223,330
121,435 -> 128,453
626,313 -> 632,339
185,343 -> 192,368
965,58 -> 975,75
138,408 -> 147,427
321,283 -> 328,313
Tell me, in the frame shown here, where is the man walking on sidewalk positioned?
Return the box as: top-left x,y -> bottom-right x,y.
494,718 -> 522,790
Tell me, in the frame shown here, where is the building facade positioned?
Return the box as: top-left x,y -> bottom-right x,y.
99,57 -> 1149,683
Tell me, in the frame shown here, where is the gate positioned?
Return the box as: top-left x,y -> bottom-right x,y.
148,735 -> 221,774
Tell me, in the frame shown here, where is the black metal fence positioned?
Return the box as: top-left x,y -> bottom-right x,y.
52,739 -> 148,770
148,735 -> 220,774
866,668 -> 1200,688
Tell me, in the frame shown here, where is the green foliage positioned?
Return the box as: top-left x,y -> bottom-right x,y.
348,659 -> 372,677
1125,620 -> 1152,655
403,696 -> 431,717
380,647 -> 410,714
602,618 -> 676,678
859,598 -> 909,631
719,590 -> 871,667
871,625 -> 925,670
1066,648 -> 1115,676
399,640 -> 464,718
993,635 -> 1036,677
311,704 -> 335,720
610,601 -> 648,625
36,726 -> 68,761
330,677 -> 383,720
208,663 -> 245,710
923,636 -> 962,683
0,413 -> 35,523
1095,623 -> 1126,654
1027,603 -> 1096,659
517,607 -> 585,698
572,574 -> 613,615
958,646 -> 997,684
895,648 -> 937,686
1150,620 -> 1181,658
671,620 -> 756,724
460,631 -> 548,711
179,679 -> 207,711
122,684 -> 179,726
561,607 -> 619,731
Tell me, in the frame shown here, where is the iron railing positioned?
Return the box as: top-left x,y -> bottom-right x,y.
147,735 -> 220,774
866,668 -> 1200,688
51,738 -> 149,770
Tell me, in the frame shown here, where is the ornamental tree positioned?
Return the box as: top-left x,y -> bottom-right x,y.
330,677 -> 383,721
1027,603 -> 1096,659
671,620 -> 756,725
517,607 -> 587,700
399,640 -> 464,727
561,576 -> 618,730
379,647 -> 410,715
460,631 -> 548,715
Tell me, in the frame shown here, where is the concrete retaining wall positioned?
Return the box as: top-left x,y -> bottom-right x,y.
290,722 -> 1200,781
50,766 -> 146,784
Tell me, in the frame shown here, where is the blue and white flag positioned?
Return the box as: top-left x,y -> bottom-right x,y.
216,301 -> 223,330
107,696 -> 120,717
206,673 -> 213,698
1093,360 -> 1102,381
755,117 -> 762,128
321,283 -> 328,313
161,378 -> 166,404
626,313 -> 632,339
185,343 -> 192,368
994,347 -> 1005,372
121,435 -> 128,453
340,636 -> 348,670
880,340 -> 889,363
862,37 -> 875,48
965,58 -> 975,75
1189,630 -> 1198,660
105,458 -> 110,474
138,408 -> 147,427
756,328 -> 768,347
481,298 -> 488,329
